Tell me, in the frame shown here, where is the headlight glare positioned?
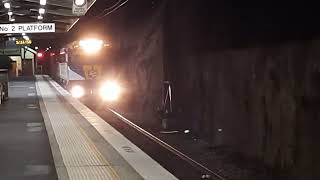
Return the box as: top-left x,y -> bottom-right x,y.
99,81 -> 121,102
79,38 -> 103,54
71,85 -> 85,98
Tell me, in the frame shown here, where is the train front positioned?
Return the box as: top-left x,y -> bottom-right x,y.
62,38 -> 122,106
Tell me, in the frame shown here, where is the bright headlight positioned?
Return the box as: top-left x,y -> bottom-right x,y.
79,38 -> 103,54
99,81 -> 121,102
71,85 -> 85,98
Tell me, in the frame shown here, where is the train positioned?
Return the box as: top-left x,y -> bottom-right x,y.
49,38 -> 122,106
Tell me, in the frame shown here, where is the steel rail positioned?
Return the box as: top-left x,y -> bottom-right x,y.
108,108 -> 227,180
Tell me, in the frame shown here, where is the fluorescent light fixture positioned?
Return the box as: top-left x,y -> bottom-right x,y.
9,37 -> 16,41
4,2 -> 10,9
37,15 -> 43,20
40,0 -> 46,5
39,8 -> 45,14
7,11 -> 12,16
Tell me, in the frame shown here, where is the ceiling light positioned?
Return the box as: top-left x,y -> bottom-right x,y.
10,18 -> 15,22
74,0 -> 86,6
4,2 -> 10,9
23,36 -> 29,40
40,0 -> 46,5
37,15 -> 43,20
7,11 -> 12,16
39,8 -> 45,14
22,33 -> 26,36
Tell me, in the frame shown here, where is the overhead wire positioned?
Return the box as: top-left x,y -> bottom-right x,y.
97,0 -> 129,18
97,0 -> 122,17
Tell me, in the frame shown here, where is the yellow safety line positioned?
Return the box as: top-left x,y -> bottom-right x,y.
70,112 -> 121,180
44,76 -> 121,180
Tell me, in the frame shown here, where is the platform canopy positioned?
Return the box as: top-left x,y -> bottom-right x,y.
0,0 -> 96,36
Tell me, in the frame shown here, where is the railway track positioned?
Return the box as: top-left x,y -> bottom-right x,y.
88,104 -> 226,180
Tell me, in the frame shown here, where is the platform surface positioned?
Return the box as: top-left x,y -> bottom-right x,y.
0,76 -> 178,180
35,75 -> 178,180
0,80 -> 58,180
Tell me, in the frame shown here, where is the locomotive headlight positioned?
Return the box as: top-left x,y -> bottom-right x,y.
79,39 -> 103,54
99,81 -> 121,102
71,85 -> 85,98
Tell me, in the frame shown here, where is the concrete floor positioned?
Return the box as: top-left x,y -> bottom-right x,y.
0,80 -> 57,180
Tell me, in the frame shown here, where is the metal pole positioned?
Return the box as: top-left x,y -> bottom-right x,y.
168,83 -> 172,112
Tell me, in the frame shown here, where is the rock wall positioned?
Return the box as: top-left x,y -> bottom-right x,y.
99,1 -> 319,178
107,0 -> 165,126
163,1 -> 319,179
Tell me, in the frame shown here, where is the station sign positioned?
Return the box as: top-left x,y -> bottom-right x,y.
0,23 -> 55,34
16,40 -> 32,45
73,0 -> 87,16
0,48 -> 21,55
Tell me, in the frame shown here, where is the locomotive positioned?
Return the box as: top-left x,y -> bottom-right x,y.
52,38 -> 122,105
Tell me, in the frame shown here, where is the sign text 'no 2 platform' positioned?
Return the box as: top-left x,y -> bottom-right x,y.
0,23 -> 55,34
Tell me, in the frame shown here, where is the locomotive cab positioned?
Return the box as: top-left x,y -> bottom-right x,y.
57,38 -> 121,105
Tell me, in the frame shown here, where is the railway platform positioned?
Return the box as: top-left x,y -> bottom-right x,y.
0,75 -> 178,180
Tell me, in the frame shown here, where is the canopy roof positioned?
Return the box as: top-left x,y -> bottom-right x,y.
0,0 -> 97,36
